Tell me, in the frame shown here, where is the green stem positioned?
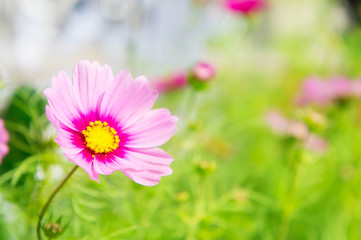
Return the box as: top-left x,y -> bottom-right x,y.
37,165 -> 78,240
278,134 -> 309,240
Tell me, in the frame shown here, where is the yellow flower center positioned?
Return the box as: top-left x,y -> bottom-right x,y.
82,121 -> 120,155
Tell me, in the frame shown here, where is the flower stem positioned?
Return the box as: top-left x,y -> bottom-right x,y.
37,165 -> 78,240
278,134 -> 310,240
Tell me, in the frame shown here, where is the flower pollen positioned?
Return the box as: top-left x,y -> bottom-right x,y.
82,121 -> 120,155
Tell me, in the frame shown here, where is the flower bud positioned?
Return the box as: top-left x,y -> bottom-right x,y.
231,188 -> 249,202
189,62 -> 216,90
223,0 -> 267,15
193,62 -> 216,82
152,71 -> 188,93
194,160 -> 216,177
297,108 -> 326,133
41,215 -> 68,239
176,191 -> 190,202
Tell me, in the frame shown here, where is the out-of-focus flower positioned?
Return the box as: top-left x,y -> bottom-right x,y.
350,80 -> 361,96
0,119 -> 9,163
296,78 -> 333,107
297,77 -> 361,107
329,78 -> 353,99
192,62 -> 216,82
266,110 -> 327,153
266,110 -> 308,139
189,61 -> 217,90
298,108 -> 326,133
41,215 -> 68,239
44,60 -> 178,186
305,134 -> 328,154
231,188 -> 249,202
176,191 -> 190,202
43,222 -> 64,239
194,160 -> 216,177
223,0 -> 266,15
152,71 -> 188,93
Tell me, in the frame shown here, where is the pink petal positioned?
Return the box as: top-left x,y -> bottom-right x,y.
92,148 -> 143,176
124,109 -> 178,148
266,110 -> 290,135
0,119 -> 9,142
224,0 -> 266,14
44,71 -> 85,131
193,62 -> 216,82
100,71 -> 159,128
55,129 -> 84,155
119,148 -> 174,186
124,148 -> 173,175
92,157 -> 120,175
45,106 -> 58,129
72,60 -> 113,114
65,150 -> 99,182
305,134 -> 328,153
47,106 -> 84,155
92,148 -> 173,185
0,144 -> 9,163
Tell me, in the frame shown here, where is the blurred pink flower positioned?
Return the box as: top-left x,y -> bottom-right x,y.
192,61 -> 216,82
329,77 -> 352,98
152,71 -> 188,93
0,119 -> 9,163
266,110 -> 308,139
296,78 -> 333,106
296,77 -> 361,107
223,0 -> 266,15
350,80 -> 361,96
266,110 -> 327,153
266,110 -> 290,135
45,60 -> 178,185
305,134 -> 328,154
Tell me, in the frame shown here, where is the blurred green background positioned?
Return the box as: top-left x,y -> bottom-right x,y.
2,0 -> 361,239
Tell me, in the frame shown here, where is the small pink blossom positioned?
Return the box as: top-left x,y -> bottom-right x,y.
296,77 -> 361,107
296,78 -> 333,107
329,77 -> 352,99
223,0 -> 266,15
266,110 -> 327,153
350,80 -> 361,97
0,119 -> 9,163
305,134 -> 328,154
192,62 -> 216,82
45,60 -> 178,185
266,110 -> 290,135
152,71 -> 188,93
266,110 -> 308,139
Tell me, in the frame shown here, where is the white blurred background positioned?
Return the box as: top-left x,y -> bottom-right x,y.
0,0 -> 231,89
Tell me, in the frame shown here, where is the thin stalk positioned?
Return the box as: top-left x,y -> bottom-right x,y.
278,133 -> 310,240
37,165 -> 78,240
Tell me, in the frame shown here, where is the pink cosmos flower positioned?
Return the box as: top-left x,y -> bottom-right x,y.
223,0 -> 266,15
44,60 -> 178,186
296,78 -> 333,107
304,134 -> 328,154
296,77 -> 361,107
0,119 -> 9,163
192,62 -> 216,82
266,110 -> 327,153
351,80 -> 361,96
266,110 -> 308,140
329,77 -> 352,98
152,71 -> 188,93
